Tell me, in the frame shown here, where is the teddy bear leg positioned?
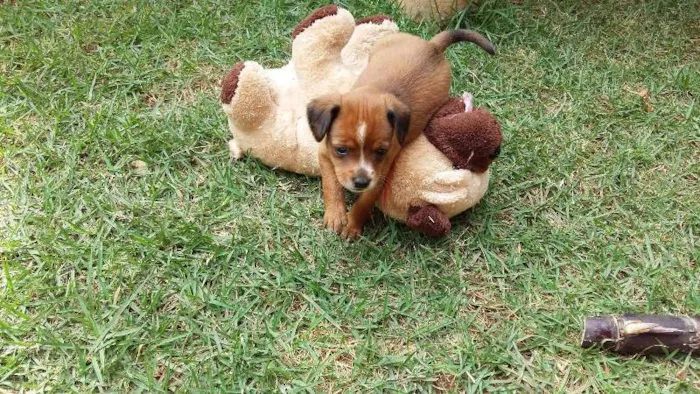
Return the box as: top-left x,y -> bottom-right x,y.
340,15 -> 398,71
291,5 -> 356,97
220,61 -> 275,131
406,204 -> 452,237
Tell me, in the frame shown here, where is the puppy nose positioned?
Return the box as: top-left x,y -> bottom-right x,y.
353,177 -> 371,190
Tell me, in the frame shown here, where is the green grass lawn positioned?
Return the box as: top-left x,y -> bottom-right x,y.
1,0 -> 699,391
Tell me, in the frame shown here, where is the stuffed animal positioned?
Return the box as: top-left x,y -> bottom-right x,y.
220,6 -> 502,237
378,93 -> 502,237
220,5 -> 399,176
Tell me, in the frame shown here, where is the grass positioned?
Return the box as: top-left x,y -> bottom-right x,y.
1,0 -> 698,391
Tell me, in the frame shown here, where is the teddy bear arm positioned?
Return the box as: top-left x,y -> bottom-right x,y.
406,204 -> 452,238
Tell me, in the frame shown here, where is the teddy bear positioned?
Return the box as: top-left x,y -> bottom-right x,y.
377,93 -> 502,237
220,6 -> 502,237
220,5 -> 399,176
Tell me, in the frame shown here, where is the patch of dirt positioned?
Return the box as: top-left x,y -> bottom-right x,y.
433,372 -> 457,392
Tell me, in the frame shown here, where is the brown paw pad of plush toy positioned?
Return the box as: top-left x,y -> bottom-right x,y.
355,15 -> 393,25
220,62 -> 244,105
407,204 -> 452,237
292,5 -> 340,39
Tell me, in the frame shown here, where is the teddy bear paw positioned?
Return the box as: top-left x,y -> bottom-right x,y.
354,15 -> 393,25
406,204 -> 452,238
228,139 -> 242,160
292,5 -> 342,39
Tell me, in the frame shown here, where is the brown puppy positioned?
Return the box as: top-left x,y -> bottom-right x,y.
308,30 -> 494,239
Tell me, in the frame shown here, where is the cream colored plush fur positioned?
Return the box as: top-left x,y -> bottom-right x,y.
221,7 -> 489,224
378,135 -> 490,221
397,0 -> 470,23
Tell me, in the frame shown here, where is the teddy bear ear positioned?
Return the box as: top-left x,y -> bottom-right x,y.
307,94 -> 341,142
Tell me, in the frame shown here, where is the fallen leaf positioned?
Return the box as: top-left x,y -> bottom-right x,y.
143,93 -> 158,108
637,88 -> 653,112
130,160 -> 148,175
154,362 -> 166,381
676,368 -> 687,380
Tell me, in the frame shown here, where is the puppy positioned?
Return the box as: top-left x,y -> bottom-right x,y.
307,29 -> 494,239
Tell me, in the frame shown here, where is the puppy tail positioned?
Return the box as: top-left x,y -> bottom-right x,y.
429,30 -> 495,55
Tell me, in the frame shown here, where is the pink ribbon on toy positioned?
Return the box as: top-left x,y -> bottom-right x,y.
462,92 -> 473,113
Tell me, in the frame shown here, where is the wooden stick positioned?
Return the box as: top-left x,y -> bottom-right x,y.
581,314 -> 700,356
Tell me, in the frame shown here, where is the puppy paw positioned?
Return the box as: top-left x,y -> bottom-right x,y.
323,208 -> 347,234
341,223 -> 362,240
340,213 -> 365,240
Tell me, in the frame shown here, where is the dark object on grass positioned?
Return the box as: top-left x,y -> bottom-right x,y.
581,314 -> 700,356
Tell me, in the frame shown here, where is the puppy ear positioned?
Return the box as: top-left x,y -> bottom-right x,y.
385,96 -> 410,145
307,94 -> 341,142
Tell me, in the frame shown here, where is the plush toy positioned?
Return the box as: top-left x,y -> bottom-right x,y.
220,6 -> 502,237
378,93 -> 502,237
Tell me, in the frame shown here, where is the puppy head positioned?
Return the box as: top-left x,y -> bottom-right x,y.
307,90 -> 410,193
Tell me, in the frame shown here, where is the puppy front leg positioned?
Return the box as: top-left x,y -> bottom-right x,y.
342,187 -> 382,240
320,155 -> 347,233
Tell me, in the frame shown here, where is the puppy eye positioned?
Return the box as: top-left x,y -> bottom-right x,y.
374,148 -> 387,157
335,147 -> 348,156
